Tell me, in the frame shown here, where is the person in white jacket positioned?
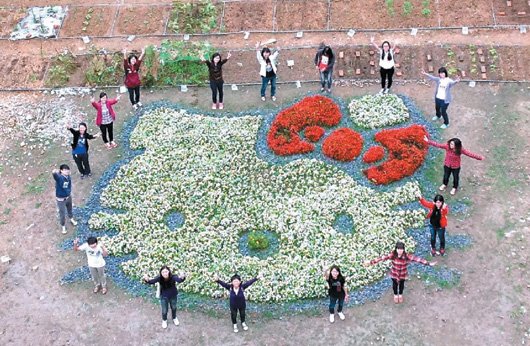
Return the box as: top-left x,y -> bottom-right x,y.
256,41 -> 280,101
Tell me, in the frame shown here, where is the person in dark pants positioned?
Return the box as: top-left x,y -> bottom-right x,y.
314,44 -> 335,93
144,266 -> 186,329
421,67 -> 460,129
91,92 -> 121,149
67,122 -> 99,179
52,164 -> 77,234
214,273 -> 261,333
425,136 -> 484,195
201,52 -> 231,110
419,194 -> 449,256
123,48 -> 145,110
364,241 -> 436,304
371,37 -> 396,94
323,265 -> 349,323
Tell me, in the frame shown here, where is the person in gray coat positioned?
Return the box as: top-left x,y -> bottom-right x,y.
421,67 -> 461,129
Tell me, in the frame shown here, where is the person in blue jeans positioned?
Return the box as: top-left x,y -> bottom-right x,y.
144,266 -> 186,329
256,41 -> 280,102
314,44 -> 335,93
214,273 -> 262,333
421,67 -> 460,129
323,265 -> 349,323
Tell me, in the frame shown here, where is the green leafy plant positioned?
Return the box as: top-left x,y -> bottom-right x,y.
45,51 -> 78,87
82,7 -> 94,32
402,1 -> 414,16
385,0 -> 395,16
421,0 -> 431,16
168,0 -> 218,34
142,40 -> 214,86
84,49 -> 123,86
247,231 -> 270,250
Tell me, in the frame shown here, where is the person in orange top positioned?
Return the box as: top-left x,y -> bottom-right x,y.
419,194 -> 449,256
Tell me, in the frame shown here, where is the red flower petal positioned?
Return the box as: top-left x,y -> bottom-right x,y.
322,128 -> 364,162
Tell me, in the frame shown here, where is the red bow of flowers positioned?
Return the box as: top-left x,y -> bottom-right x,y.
267,96 -> 341,156
363,125 -> 428,185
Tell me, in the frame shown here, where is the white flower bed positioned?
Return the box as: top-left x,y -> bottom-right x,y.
89,107 -> 424,302
348,94 -> 409,129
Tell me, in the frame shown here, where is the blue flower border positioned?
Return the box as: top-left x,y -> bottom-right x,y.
59,93 -> 472,317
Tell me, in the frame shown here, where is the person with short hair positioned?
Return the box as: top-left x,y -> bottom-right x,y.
74,236 -> 108,294
52,164 -> 77,234
213,273 -> 261,333
421,67 -> 461,129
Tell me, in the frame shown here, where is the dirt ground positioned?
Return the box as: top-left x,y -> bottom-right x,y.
0,81 -> 528,345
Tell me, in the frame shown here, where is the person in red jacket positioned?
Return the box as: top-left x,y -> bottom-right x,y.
424,136 -> 484,195
91,92 -> 121,149
123,48 -> 145,110
419,194 -> 448,256
363,241 -> 436,304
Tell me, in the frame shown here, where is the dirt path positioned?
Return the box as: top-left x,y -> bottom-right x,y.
0,82 -> 528,345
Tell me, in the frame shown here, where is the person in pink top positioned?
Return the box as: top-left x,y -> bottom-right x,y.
91,92 -> 121,149
424,136 -> 484,195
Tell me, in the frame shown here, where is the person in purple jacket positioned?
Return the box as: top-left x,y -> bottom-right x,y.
213,273 -> 262,333
144,266 -> 186,329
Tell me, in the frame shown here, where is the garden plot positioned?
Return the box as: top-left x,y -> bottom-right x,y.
9,6 -> 66,40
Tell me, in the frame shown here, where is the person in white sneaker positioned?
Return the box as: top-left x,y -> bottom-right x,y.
143,266 -> 186,329
52,165 -> 76,234
74,236 -> 108,294
371,37 -> 396,95
214,272 -> 262,332
323,265 -> 349,323
421,67 -> 460,129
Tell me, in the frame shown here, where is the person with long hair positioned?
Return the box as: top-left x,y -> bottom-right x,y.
419,194 -> 449,256
424,135 -> 484,195
314,44 -> 335,93
256,41 -> 280,102
66,122 -> 99,179
421,67 -> 461,129
370,37 -> 396,94
143,266 -> 186,329
213,273 -> 261,333
323,265 -> 349,323
91,92 -> 121,149
200,51 -> 231,109
123,48 -> 145,110
364,241 -> 436,304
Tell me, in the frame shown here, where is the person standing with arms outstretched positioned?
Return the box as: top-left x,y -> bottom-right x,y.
91,92 -> 121,149
421,67 -> 460,129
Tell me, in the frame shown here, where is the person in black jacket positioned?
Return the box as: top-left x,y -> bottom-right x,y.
315,44 -> 335,93
66,122 -> 99,179
144,266 -> 187,329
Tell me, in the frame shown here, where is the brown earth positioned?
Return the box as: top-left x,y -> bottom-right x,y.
60,6 -> 117,37
114,6 -> 169,36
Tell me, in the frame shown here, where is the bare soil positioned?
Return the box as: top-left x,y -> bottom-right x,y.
221,0 -> 274,32
274,0 -> 328,31
0,7 -> 26,38
60,6 -> 116,37
114,6 -> 169,36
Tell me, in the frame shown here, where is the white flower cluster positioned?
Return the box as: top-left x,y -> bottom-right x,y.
348,94 -> 409,129
89,107 -> 424,302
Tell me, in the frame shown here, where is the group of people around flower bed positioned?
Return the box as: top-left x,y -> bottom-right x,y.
52,39 -> 485,331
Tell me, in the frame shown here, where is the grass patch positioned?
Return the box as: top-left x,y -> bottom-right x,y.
485,110 -> 525,192
495,220 -> 515,240
424,150 -> 444,187
25,173 -> 48,195
419,270 -> 460,289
